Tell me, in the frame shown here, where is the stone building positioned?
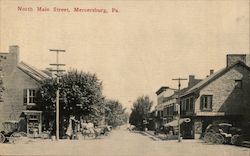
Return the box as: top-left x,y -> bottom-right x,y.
180,54 -> 250,139
0,45 -> 51,136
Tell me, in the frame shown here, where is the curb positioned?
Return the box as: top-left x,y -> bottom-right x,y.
141,131 -> 164,141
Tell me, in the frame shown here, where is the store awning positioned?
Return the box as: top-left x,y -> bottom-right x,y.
22,110 -> 42,115
163,118 -> 191,127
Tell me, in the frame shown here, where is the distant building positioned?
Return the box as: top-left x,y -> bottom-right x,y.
180,54 -> 250,139
154,75 -> 202,129
155,86 -> 176,129
0,45 -> 51,136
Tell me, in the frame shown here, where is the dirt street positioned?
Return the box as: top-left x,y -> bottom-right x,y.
0,129 -> 249,156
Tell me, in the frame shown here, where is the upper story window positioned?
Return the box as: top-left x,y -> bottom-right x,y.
24,89 -> 36,106
235,80 -> 242,89
190,97 -> 194,110
186,99 -> 190,111
181,100 -> 186,111
200,95 -> 212,111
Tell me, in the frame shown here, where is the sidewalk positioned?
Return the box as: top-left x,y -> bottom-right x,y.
142,130 -> 203,143
142,130 -> 167,141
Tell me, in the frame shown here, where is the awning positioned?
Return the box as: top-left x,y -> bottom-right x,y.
23,110 -> 42,115
163,118 -> 191,127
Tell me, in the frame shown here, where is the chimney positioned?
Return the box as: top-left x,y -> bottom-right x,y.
226,54 -> 246,67
210,69 -> 214,75
9,45 -> 20,65
188,75 -> 195,88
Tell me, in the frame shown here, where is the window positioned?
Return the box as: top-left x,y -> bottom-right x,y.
24,89 -> 36,106
167,107 -> 170,116
186,99 -> 190,111
180,101 -> 183,111
183,100 -> 186,111
235,80 -> 242,89
170,105 -> 174,115
190,97 -> 194,110
200,95 -> 212,111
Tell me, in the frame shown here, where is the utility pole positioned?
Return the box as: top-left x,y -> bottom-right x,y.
172,78 -> 187,142
50,49 -> 65,140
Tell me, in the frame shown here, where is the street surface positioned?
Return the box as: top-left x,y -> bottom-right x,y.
0,128 -> 249,156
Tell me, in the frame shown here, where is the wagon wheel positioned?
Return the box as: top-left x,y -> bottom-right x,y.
231,134 -> 242,146
203,132 -> 215,144
213,133 -> 225,144
9,132 -> 22,144
0,133 -> 5,143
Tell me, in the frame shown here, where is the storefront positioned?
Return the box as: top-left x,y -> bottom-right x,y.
23,110 -> 42,138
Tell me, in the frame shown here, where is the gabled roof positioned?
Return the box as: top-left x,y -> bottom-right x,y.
181,61 -> 250,97
17,61 -> 52,82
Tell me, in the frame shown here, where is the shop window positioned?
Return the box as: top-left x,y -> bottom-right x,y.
235,80 -> 242,89
24,89 -> 36,106
200,95 -> 212,111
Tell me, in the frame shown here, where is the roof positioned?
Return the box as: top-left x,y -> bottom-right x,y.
161,87 -> 189,104
182,61 -> 250,97
17,61 -> 52,82
155,86 -> 169,95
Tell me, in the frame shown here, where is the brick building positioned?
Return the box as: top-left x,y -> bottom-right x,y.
180,54 -> 250,139
0,45 -> 51,136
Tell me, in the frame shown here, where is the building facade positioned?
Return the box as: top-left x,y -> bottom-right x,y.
154,87 -> 176,129
180,54 -> 250,139
0,45 -> 51,136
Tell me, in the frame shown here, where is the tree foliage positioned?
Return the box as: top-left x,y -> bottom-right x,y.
104,99 -> 128,128
129,95 -> 153,129
36,70 -> 105,134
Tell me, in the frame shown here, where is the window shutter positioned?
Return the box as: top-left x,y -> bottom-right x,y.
209,96 -> 213,110
23,89 -> 27,105
200,96 -> 203,110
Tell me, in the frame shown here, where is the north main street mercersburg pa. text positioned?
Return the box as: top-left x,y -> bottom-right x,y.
17,6 -> 119,13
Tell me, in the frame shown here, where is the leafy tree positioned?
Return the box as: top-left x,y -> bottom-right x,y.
104,99 -> 128,128
129,95 -> 153,130
36,69 -> 105,135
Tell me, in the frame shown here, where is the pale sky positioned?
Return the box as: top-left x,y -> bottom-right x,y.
0,0 -> 249,111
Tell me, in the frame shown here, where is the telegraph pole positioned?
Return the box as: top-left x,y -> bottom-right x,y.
172,78 -> 187,142
50,49 -> 65,140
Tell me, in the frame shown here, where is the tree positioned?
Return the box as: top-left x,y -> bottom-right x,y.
104,99 -> 128,128
36,69 -> 105,135
129,95 -> 153,130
